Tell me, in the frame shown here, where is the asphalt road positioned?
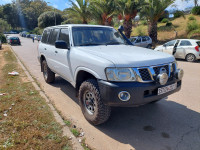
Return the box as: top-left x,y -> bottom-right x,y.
10,35 -> 200,150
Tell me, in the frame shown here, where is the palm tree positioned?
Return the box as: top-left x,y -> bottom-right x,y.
116,0 -> 144,38
66,0 -> 90,24
89,0 -> 116,26
140,0 -> 175,43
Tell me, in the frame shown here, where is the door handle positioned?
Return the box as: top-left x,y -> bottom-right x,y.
55,51 -> 58,53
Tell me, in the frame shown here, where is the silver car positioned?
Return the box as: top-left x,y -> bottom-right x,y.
154,39 -> 200,62
129,36 -> 152,48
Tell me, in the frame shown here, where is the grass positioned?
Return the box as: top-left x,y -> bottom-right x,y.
0,45 -> 72,150
70,129 -> 80,137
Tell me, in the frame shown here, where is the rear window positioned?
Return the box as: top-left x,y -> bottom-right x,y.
197,41 -> 200,47
10,37 -> 19,40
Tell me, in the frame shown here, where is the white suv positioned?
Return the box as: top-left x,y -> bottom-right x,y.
38,24 -> 183,125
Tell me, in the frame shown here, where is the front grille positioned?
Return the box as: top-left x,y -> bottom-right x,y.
138,68 -> 152,81
153,65 -> 169,75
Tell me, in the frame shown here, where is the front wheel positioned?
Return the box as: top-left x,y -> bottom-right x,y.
79,79 -> 111,125
42,60 -> 55,83
186,54 -> 196,62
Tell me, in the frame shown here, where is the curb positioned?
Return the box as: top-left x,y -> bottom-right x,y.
10,45 -> 83,150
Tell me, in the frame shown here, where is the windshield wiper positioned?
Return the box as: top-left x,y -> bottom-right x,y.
105,42 -> 124,45
79,43 -> 102,46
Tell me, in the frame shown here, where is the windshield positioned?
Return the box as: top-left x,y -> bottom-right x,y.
72,27 -> 127,46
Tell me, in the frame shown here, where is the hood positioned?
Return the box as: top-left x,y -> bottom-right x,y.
76,45 -> 175,67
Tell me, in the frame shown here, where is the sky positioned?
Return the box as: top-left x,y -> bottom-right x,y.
0,0 -> 199,11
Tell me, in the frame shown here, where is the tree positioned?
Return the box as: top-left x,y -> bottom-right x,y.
0,18 -> 11,33
89,0 -> 116,26
116,0 -> 144,38
140,0 -> 175,43
65,0 -> 90,24
38,11 -> 63,28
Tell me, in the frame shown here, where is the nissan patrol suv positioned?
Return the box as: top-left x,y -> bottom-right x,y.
38,24 -> 183,125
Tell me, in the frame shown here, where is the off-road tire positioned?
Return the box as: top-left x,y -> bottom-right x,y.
186,54 -> 196,62
42,60 -> 55,83
79,79 -> 111,125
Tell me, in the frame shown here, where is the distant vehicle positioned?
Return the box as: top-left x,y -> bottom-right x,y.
7,37 -> 21,45
30,34 -> 36,38
154,39 -> 200,62
129,36 -> 152,49
26,34 -> 31,38
0,40 -> 2,49
34,35 -> 42,41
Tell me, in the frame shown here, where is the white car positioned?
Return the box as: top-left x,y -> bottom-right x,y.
154,39 -> 200,62
38,24 -> 183,125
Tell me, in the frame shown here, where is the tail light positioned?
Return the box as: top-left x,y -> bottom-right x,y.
195,46 -> 199,52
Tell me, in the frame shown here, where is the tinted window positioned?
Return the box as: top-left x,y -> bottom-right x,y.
58,29 -> 70,46
180,40 -> 192,46
48,29 -> 59,45
135,38 -> 141,43
165,40 -> 176,46
41,30 -> 50,43
130,37 -> 137,42
142,37 -> 147,42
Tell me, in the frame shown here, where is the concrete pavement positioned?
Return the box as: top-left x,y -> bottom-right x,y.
10,35 -> 200,150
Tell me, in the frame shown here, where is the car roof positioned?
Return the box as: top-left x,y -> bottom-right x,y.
45,24 -> 113,29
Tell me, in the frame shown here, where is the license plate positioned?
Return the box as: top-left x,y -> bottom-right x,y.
14,40 -> 17,42
158,83 -> 177,95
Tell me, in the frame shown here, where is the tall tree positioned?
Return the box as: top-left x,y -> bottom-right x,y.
66,0 -> 90,24
89,0 -> 116,26
140,0 -> 175,43
116,0 -> 144,38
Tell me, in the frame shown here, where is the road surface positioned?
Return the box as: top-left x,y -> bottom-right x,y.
10,35 -> 200,150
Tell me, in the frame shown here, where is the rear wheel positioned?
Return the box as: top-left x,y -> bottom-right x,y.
79,79 -> 111,125
42,60 -> 55,83
147,44 -> 152,49
186,54 -> 196,62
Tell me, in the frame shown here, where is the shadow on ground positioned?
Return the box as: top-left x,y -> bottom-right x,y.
51,76 -> 200,150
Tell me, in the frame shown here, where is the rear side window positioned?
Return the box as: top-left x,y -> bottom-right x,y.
135,38 -> 141,43
197,41 -> 200,47
58,29 -> 70,46
41,30 -> 49,43
142,37 -> 147,42
180,40 -> 192,46
48,29 -> 59,45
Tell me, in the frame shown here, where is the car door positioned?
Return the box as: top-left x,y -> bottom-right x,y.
175,40 -> 192,59
54,28 -> 73,82
163,40 -> 177,55
134,37 -> 141,47
141,37 -> 148,47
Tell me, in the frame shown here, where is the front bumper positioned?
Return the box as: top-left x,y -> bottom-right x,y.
98,78 -> 181,107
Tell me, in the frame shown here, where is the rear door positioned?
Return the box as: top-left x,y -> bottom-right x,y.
134,37 -> 141,47
141,37 -> 148,47
175,40 -> 192,59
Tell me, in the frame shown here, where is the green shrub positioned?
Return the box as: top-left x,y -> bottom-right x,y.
191,6 -> 200,15
136,26 -> 145,36
161,18 -> 169,23
188,16 -> 196,21
0,34 -> 7,43
174,11 -> 185,18
188,29 -> 200,38
166,22 -> 173,26
187,20 -> 199,33
141,20 -> 148,25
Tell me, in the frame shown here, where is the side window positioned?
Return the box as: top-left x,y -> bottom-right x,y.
48,29 -> 59,45
165,40 -> 176,46
135,38 -> 141,43
180,40 -> 192,46
142,37 -> 147,42
58,28 -> 70,46
41,30 -> 49,43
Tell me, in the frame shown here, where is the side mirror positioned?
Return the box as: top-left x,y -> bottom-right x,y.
118,25 -> 124,32
55,40 -> 69,49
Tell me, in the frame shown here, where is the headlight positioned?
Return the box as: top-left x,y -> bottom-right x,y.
105,68 -> 136,82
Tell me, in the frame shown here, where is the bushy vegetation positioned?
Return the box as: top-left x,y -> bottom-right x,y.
0,33 -> 6,43
191,6 -> 200,15
188,16 -> 196,21
136,26 -> 146,36
161,18 -> 169,23
141,20 -> 148,25
187,20 -> 199,33
174,10 -> 185,18
166,22 -> 173,26
0,18 -> 11,33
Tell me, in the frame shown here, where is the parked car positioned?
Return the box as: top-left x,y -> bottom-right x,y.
7,37 -> 21,45
26,34 -> 31,38
154,39 -> 200,62
38,24 -> 183,125
0,40 -> 2,49
129,36 -> 152,48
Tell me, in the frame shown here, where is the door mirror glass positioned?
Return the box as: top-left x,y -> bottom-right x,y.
55,40 -> 68,49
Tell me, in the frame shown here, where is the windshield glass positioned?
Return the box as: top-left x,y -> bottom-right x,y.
72,27 -> 127,46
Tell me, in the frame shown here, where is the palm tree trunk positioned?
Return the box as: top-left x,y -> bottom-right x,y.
123,19 -> 132,38
148,21 -> 158,43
